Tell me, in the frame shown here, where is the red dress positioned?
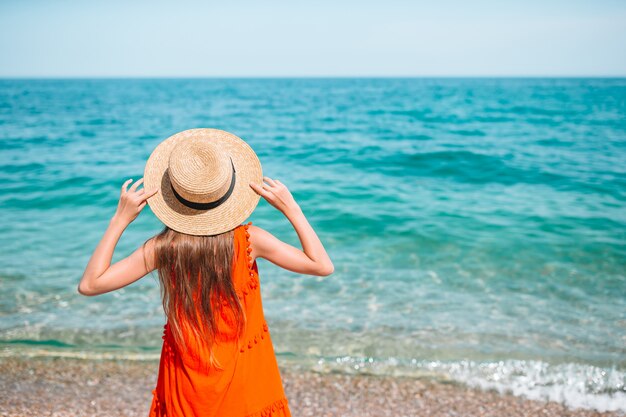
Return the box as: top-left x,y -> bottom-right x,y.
149,222 -> 292,417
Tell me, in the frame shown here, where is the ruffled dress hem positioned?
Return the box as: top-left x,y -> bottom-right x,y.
245,397 -> 290,417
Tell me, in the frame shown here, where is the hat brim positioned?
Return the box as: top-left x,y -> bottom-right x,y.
143,128 -> 262,236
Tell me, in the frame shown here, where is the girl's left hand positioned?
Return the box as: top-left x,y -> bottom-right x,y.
113,178 -> 158,226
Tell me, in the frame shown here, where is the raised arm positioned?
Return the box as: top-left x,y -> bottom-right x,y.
77,178 -> 158,296
248,177 -> 333,276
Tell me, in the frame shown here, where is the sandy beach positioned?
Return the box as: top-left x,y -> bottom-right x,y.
0,356 -> 622,417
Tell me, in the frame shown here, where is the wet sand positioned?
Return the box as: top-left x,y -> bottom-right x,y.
0,356 -> 622,417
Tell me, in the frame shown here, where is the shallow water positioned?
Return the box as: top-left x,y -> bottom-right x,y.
0,78 -> 625,411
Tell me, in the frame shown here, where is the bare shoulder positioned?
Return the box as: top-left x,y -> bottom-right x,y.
247,224 -> 270,246
247,224 -> 280,260
247,224 -> 278,241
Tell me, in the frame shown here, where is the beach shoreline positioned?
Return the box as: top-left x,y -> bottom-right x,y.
0,355 -> 622,417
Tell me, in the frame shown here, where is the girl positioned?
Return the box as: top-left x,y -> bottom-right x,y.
78,128 -> 333,417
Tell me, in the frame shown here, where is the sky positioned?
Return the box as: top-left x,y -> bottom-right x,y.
1,0 -> 625,77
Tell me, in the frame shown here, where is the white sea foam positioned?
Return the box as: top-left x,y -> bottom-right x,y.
310,356 -> 626,413
426,359 -> 626,413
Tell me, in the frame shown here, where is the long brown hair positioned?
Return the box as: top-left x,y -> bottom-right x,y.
143,225 -> 246,369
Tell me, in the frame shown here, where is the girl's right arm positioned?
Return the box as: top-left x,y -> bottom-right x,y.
248,177 -> 334,277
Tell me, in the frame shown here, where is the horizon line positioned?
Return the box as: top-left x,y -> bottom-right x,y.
1,75 -> 626,80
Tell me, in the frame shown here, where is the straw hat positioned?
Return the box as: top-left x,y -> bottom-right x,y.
143,128 -> 262,236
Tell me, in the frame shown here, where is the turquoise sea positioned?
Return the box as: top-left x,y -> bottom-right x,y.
1,78 -> 625,412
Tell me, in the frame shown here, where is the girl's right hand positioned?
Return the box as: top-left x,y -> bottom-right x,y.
249,176 -> 300,216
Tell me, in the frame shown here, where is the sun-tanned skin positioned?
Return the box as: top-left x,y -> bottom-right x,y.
77,176 -> 333,296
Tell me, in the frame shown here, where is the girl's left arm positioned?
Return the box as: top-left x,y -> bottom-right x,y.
77,178 -> 158,296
